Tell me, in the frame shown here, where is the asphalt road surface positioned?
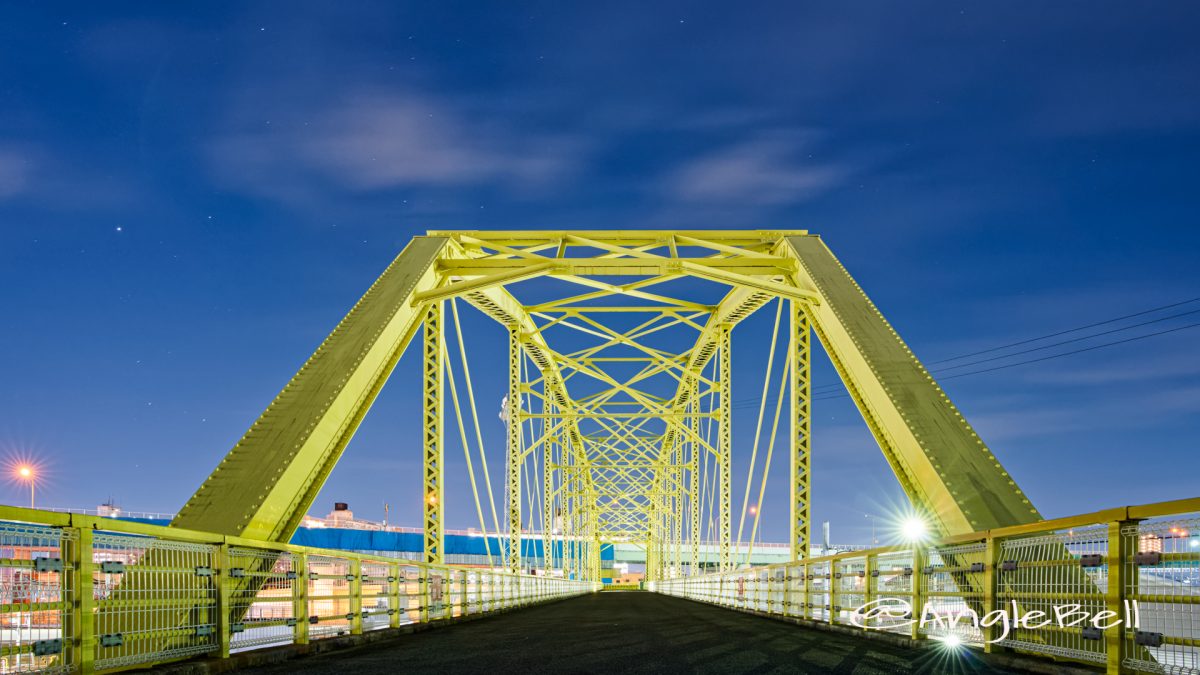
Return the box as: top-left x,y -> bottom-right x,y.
236,592 -> 1043,674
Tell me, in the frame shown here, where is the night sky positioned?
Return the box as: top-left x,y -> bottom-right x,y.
1,2 -> 1197,544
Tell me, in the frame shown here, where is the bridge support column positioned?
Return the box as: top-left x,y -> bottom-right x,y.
672,439 -> 683,577
507,325 -> 523,573
543,400 -> 556,575
689,378 -> 701,575
718,324 -> 732,572
423,303 -> 445,564
691,372 -> 700,571
790,302 -> 811,561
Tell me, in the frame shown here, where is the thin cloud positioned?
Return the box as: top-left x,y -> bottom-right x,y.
0,144 -> 141,209
0,147 -> 31,199
663,132 -> 853,207
209,89 -> 586,203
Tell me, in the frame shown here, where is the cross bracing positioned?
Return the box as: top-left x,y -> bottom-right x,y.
173,230 -> 1040,582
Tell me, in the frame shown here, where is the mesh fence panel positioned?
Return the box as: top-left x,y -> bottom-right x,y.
0,522 -> 74,674
92,533 -> 218,670
228,547 -> 296,652
306,555 -> 351,640
1124,518 -> 1200,675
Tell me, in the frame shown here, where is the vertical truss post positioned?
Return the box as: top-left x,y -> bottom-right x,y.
671,438 -> 682,578
589,518 -> 600,582
568,463 -> 578,580
543,400 -> 556,575
564,455 -> 575,578
422,302 -> 444,564
646,502 -> 657,582
790,302 -> 811,561
506,325 -> 523,573
689,378 -> 701,576
676,448 -> 685,575
655,436 -> 670,581
718,324 -> 732,572
575,476 -> 583,580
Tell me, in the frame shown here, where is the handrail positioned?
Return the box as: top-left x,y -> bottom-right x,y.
0,504 -> 600,674
650,496 -> 1200,675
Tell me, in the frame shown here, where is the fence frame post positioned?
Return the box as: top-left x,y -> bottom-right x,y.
862,553 -> 874,633
983,534 -> 1000,652
802,563 -> 812,621
827,559 -> 836,625
910,544 -> 926,640
294,552 -> 309,645
350,558 -> 363,635
389,562 -> 402,629
71,526 -> 96,675
784,563 -> 794,617
217,542 -> 233,658
1106,519 -> 1135,675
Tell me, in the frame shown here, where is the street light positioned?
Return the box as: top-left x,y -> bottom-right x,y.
864,513 -> 880,546
15,465 -> 35,509
748,505 -> 761,547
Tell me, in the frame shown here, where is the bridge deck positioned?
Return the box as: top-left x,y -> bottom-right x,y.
238,593 -> 1038,674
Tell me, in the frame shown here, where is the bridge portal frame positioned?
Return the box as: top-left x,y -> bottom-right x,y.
172,230 -> 1040,579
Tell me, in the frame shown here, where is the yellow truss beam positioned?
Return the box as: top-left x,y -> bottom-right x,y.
176,228 -> 1038,577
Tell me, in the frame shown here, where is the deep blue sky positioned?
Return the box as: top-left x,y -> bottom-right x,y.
1,2 -> 1197,544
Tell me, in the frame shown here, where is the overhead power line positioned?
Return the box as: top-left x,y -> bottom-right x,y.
935,307 -> 1200,373
730,295 -> 1200,409
810,320 -> 1200,402
929,295 -> 1200,364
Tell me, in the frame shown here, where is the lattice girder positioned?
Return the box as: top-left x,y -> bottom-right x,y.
176,230 -> 1037,569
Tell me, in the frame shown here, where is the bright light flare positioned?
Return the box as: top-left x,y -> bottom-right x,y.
941,633 -> 963,649
901,516 -> 928,542
16,466 -> 33,479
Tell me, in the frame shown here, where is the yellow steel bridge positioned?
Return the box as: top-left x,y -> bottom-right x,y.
0,230 -> 1195,674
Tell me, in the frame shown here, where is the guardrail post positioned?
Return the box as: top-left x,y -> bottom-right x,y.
982,534 -> 1000,653
294,552 -> 309,645
910,544 -> 926,640
217,543 -> 233,658
465,572 -> 472,612
828,562 -> 837,625
70,526 -> 95,675
389,563 -> 401,629
420,567 -> 431,623
1106,520 -> 1134,675
863,553 -> 874,632
802,563 -> 811,621
350,558 -> 363,635
784,564 -> 794,617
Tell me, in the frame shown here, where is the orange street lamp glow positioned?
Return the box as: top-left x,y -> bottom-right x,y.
14,464 -> 36,509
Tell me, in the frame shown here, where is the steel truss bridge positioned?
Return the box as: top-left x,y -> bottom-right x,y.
0,230 -> 1195,675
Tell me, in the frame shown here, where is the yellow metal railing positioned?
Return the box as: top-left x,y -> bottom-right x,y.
650,498 -> 1200,675
0,505 -> 599,674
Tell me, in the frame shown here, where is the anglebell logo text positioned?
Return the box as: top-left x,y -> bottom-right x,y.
848,598 -> 1140,644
